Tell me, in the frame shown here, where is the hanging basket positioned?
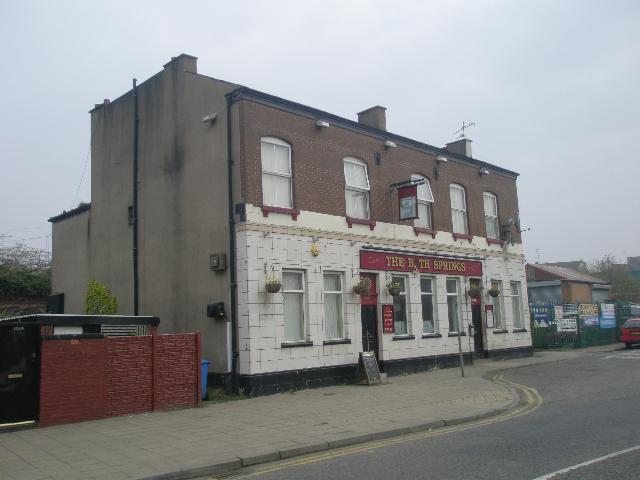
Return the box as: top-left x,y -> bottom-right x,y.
488,287 -> 501,297
386,283 -> 402,297
265,279 -> 282,293
468,286 -> 483,299
352,277 -> 372,295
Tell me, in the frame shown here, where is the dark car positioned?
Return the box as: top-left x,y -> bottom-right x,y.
621,318 -> 640,348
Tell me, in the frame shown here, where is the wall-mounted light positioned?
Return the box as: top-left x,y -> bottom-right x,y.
202,112 -> 218,124
479,168 -> 490,176
315,120 -> 330,128
384,140 -> 397,149
436,155 -> 448,163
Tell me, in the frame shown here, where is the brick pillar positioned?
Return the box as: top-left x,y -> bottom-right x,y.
196,331 -> 202,405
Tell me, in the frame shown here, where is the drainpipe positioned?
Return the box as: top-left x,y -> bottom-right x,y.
132,79 -> 140,316
226,91 -> 240,393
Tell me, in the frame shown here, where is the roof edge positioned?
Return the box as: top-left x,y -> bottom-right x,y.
48,203 -> 91,223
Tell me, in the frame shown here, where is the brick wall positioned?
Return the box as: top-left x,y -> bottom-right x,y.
40,338 -> 106,426
105,336 -> 153,417
39,333 -> 200,427
238,101 -> 521,243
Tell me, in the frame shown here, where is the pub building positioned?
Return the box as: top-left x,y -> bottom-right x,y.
49,54 -> 532,396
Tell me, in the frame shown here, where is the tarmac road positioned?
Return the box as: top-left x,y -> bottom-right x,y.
222,347 -> 640,480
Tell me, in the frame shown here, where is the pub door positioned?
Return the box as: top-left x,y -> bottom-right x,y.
359,273 -> 380,362
0,325 -> 40,424
471,305 -> 484,356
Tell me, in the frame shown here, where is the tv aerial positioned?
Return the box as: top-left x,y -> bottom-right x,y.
454,121 -> 475,139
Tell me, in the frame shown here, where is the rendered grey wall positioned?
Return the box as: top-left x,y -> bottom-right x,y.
50,210 -> 90,313
527,284 -> 562,304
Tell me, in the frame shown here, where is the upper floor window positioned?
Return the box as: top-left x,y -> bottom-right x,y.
344,158 -> 370,219
483,192 -> 499,239
449,184 -> 468,234
412,174 -> 434,229
261,137 -> 292,208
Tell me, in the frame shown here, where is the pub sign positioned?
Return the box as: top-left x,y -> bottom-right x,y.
360,250 -> 482,277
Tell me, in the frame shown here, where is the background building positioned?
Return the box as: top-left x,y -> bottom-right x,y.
526,263 -> 611,304
50,54 -> 532,394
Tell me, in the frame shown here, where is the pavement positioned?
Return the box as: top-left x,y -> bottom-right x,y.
0,345 -> 623,480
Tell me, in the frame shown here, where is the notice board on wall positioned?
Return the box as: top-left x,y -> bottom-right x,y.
382,304 -> 394,334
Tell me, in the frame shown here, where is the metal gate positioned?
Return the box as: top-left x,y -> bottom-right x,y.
0,325 -> 40,424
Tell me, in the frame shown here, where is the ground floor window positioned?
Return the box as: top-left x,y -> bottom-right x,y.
283,271 -> 305,341
392,276 -> 408,335
421,276 -> 437,333
446,278 -> 460,332
323,272 -> 344,338
491,280 -> 504,329
510,281 -> 523,329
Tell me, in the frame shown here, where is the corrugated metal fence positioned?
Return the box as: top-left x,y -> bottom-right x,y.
530,301 -> 631,349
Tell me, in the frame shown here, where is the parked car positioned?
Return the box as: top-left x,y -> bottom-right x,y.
621,318 -> 640,348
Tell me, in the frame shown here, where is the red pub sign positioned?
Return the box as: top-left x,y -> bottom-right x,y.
360,250 -> 482,277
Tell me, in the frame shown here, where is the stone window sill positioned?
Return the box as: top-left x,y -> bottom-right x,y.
261,206 -> 300,220
323,339 -> 351,345
413,227 -> 437,239
486,238 -> 505,246
492,329 -> 508,334
392,334 -> 415,341
421,333 -> 442,339
448,332 -> 467,337
346,217 -> 376,231
452,233 -> 473,243
281,341 -> 313,348
512,328 -> 527,333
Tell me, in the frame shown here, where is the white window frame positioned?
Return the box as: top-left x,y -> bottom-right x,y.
510,281 -> 524,329
343,157 -> 371,219
491,280 -> 504,330
261,137 -> 293,208
420,276 -> 438,334
449,183 -> 468,235
282,270 -> 306,342
392,275 -> 409,335
412,174 -> 434,230
446,277 -> 461,333
483,192 -> 500,240
323,272 -> 345,339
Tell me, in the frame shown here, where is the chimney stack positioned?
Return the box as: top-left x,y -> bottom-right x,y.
445,138 -> 473,158
357,106 -> 386,131
163,53 -> 198,74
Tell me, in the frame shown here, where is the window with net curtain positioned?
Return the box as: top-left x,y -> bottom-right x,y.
491,280 -> 504,329
261,137 -> 292,208
324,273 -> 344,339
392,276 -> 408,335
449,184 -> 468,234
421,276 -> 437,333
446,278 -> 460,332
483,192 -> 499,239
411,174 -> 434,229
283,271 -> 305,341
510,281 -> 524,329
343,158 -> 370,219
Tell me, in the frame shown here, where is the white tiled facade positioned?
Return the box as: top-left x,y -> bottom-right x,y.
236,205 -> 531,376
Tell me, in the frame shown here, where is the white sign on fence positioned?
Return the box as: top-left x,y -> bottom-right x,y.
557,317 -> 577,332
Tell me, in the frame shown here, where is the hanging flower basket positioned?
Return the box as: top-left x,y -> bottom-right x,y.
386,282 -> 402,297
468,286 -> 483,299
488,286 -> 501,297
265,278 -> 282,293
352,277 -> 372,295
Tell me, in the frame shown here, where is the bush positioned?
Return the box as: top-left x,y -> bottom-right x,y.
85,280 -> 117,315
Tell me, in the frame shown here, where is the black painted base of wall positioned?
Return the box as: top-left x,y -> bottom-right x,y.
485,346 -> 534,361
381,352 -> 473,377
238,364 -> 358,397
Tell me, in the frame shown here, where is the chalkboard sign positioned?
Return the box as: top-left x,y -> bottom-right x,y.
356,351 -> 381,385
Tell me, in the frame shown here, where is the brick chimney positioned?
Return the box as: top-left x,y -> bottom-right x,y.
163,53 -> 198,74
357,106 -> 386,131
445,138 -> 473,158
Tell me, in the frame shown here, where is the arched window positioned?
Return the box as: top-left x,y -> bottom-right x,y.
483,192 -> 499,239
261,137 -> 292,208
411,174 -> 434,229
449,184 -> 468,234
343,157 -> 370,219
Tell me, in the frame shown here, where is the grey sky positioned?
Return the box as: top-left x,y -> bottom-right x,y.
1,0 -> 638,265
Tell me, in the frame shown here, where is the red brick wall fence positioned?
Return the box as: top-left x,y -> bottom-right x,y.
39,333 -> 201,427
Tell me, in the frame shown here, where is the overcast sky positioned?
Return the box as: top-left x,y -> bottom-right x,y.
1,0 -> 638,265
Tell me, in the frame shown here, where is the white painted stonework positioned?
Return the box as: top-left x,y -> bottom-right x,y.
235,205 -> 531,375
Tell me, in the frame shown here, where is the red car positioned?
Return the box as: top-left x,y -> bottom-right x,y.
621,318 -> 640,348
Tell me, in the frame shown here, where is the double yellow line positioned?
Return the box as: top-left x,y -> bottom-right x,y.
230,375 -> 542,478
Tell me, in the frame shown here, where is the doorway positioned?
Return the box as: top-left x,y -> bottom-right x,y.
359,273 -> 380,361
471,305 -> 484,356
0,325 -> 40,424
